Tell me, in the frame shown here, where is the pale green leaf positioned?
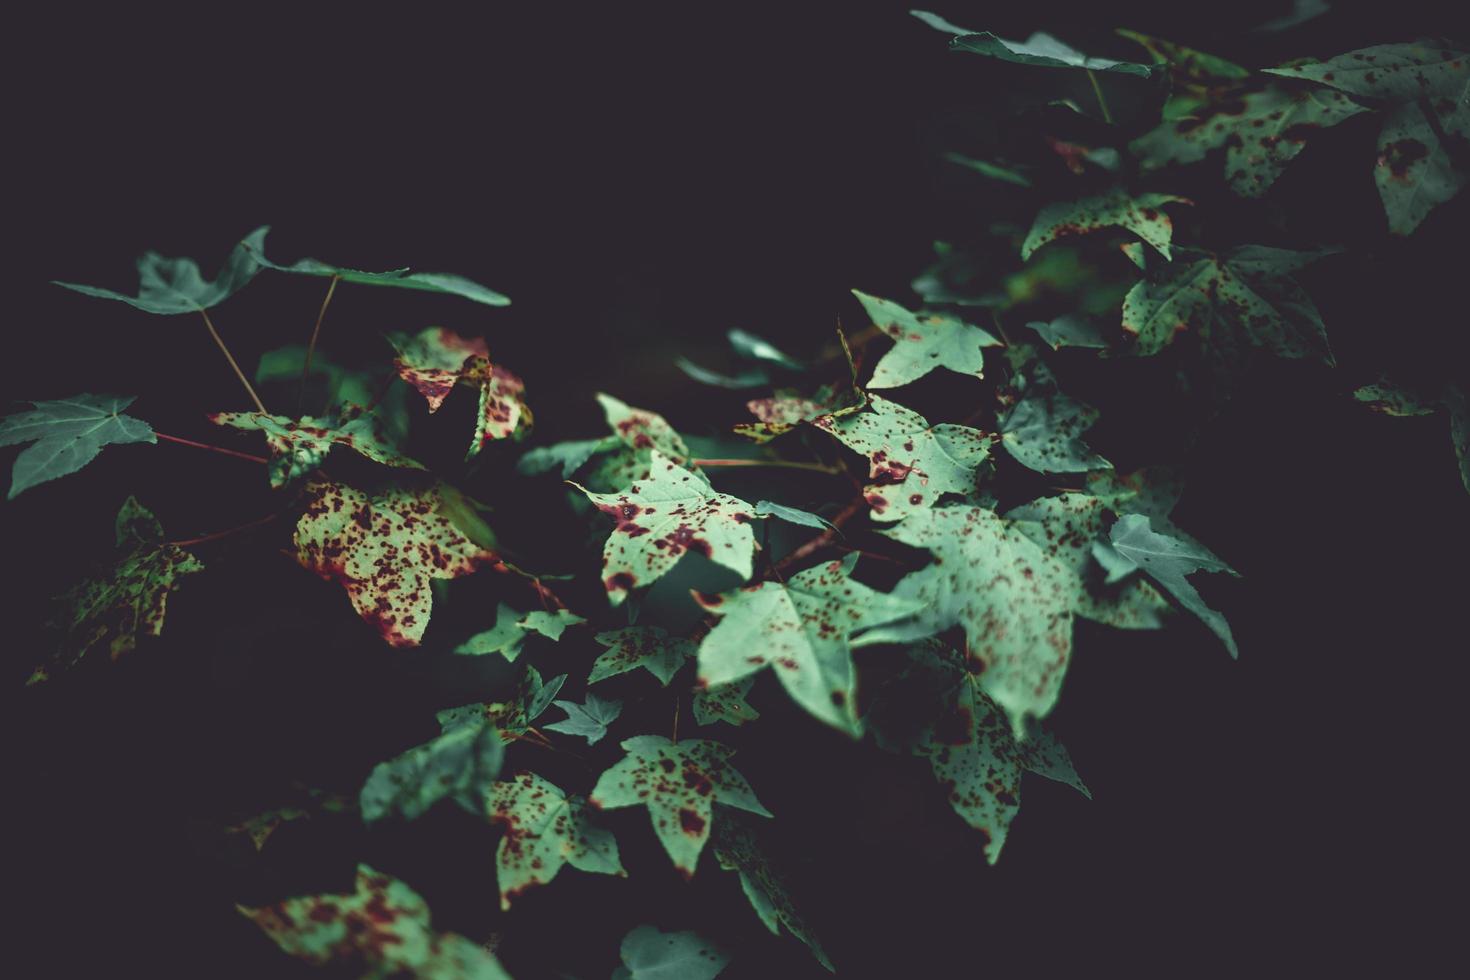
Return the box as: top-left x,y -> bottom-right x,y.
1110,513 -> 1239,657
0,394 -> 155,499
1026,315 -> 1106,350
1022,190 -> 1190,261
54,227 -> 268,314
852,290 -> 1000,388
590,626 -> 695,686
617,925 -> 730,980
753,500 -> 836,531
456,603 -> 528,662
517,608 -> 586,641
728,329 -> 802,370
489,771 -> 623,907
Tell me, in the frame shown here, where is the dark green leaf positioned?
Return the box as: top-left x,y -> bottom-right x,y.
713,813 -> 833,971
1110,513 -> 1239,657
360,718 -> 505,823
1021,190 -> 1190,261
692,677 -> 760,727
999,361 -> 1110,474
1026,315 -> 1107,350
589,626 -> 695,686
54,227 -> 268,314
950,31 -> 1156,77
944,152 -> 1032,187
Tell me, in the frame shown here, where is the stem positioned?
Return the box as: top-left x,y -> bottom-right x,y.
200,310 -> 268,414
155,431 -> 268,464
671,691 -> 680,744
769,495 -> 867,578
693,458 -> 842,474
1086,69 -> 1114,125
300,275 -> 340,414
169,512 -> 277,548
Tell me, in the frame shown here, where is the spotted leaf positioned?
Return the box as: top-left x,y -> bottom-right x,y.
1373,100 -> 1469,235
734,385 -> 864,443
359,716 -> 505,823
517,608 -> 585,641
576,452 -> 760,606
1262,41 -> 1468,101
455,603 -> 528,662
54,226 -> 267,314
1022,190 -> 1190,261
693,555 -> 924,736
590,735 -> 770,877
210,409 -> 423,488
617,925 -> 731,980
245,235 -> 510,306
1110,512 -> 1239,657
589,626 -> 695,686
488,771 -> 623,908
713,813 -> 833,971
241,863 -> 512,979
852,290 -> 1000,388
0,394 -> 155,499
292,481 -> 496,647
692,677 -> 760,727
999,360 -> 1109,474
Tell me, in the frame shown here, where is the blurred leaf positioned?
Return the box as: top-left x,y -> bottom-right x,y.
54,227 -> 268,314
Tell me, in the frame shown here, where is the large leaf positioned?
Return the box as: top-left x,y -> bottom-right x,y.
589,626 -> 695,685
852,290 -> 1000,388
948,30 -> 1156,77
245,236 -> 510,306
33,497 -> 202,684
54,227 -> 268,314
616,926 -> 730,980
0,394 -> 155,500
590,735 -> 770,877
292,481 -> 496,647
693,555 -> 924,736
241,863 -> 512,979
1021,190 -> 1190,261
1109,513 -> 1239,657
489,771 -> 623,908
210,409 -> 423,488
712,813 -> 833,971
998,360 -> 1110,474
575,452 -> 759,605
359,716 -> 505,823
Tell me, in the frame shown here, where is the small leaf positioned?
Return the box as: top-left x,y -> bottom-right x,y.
617,925 -> 731,980
245,237 -> 510,306
944,152 -> 1032,187
1026,315 -> 1106,350
590,735 -> 770,877
517,436 -> 621,478
852,290 -> 1000,388
1021,190 -> 1190,261
455,603 -> 527,662
999,361 -> 1110,474
517,608 -> 585,641
210,408 -> 423,488
0,394 -> 155,499
676,358 -> 771,389
949,31 -> 1156,77
54,227 -> 268,314
692,677 -> 760,727
753,500 -> 835,531
543,693 -> 623,744
439,665 -> 568,738
489,771 -> 623,907
360,717 -> 505,823
734,385 -> 864,443
713,813 -> 832,970
590,626 -> 695,686
1110,513 -> 1239,657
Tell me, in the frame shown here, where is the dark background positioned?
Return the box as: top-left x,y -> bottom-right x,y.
8,3 -> 1469,977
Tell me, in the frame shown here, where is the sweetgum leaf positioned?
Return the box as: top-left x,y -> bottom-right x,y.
245,236 -> 510,306
617,925 -> 731,980
54,226 -> 268,314
241,864 -> 512,979
33,497 -> 202,684
517,436 -> 621,479
0,394 -> 155,499
999,361 -> 1110,474
1026,315 -> 1107,350
692,677 -> 760,727
734,385 -> 864,443
488,771 -> 623,907
590,736 -> 770,877
292,481 -> 496,647
1110,513 -> 1239,657
589,626 -> 695,686
1021,190 -> 1190,261
693,555 -> 925,736
437,665 -> 567,738
386,327 -> 531,455
455,603 -> 528,662
360,716 -> 505,823
575,452 -> 760,606
210,409 -> 424,488
753,500 -> 836,531
713,813 -> 833,971
852,290 -> 1000,388
1373,100 -> 1468,236
543,693 -> 623,745
949,30 -> 1156,77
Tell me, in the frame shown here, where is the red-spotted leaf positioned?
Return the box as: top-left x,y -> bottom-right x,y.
292,480 -> 496,647
575,453 -> 760,606
386,327 -> 531,454
693,677 -> 761,727
998,360 -> 1110,474
211,409 -> 424,488
852,290 -> 1000,388
0,394 -> 155,500
1021,190 -> 1190,261
589,626 -> 696,686
590,735 -> 771,877
240,863 -> 512,979
712,813 -> 832,971
489,771 -> 624,908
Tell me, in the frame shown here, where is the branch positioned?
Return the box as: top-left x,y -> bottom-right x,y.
693,457 -> 842,474
155,431 -> 268,464
169,512 -> 277,548
300,274 -> 340,414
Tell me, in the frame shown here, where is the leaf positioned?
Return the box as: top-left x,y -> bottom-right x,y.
909,9 -> 976,36
1448,386 -> 1470,495
592,736 -> 770,877
210,409 -> 423,488
852,290 -> 1001,388
54,226 -> 268,314
734,385 -> 864,443
488,771 -> 623,907
944,151 -> 1032,187
292,481 -> 496,647
753,500 -> 836,531
1253,0 -> 1330,33
1110,512 -> 1239,657
1026,315 -> 1107,350
1263,41 -> 1468,100
543,693 -> 623,745
1021,190 -> 1190,261
241,864 -> 512,979
712,813 -> 832,971
694,555 -> 924,735
575,452 -> 760,605
728,329 -> 802,370
677,358 -> 772,389
244,236 -> 510,306
0,394 -> 155,499
856,506 -> 1080,734
998,361 -> 1110,474
359,717 -> 505,823
1353,380 -> 1439,416
589,626 -> 695,686
949,31 -> 1156,77
1117,29 -> 1249,85
385,328 -> 531,454
692,677 -> 760,727
33,497 -> 202,684
617,925 -> 731,980
517,436 -> 622,480
517,608 -> 585,641
1130,82 -> 1366,197
437,665 -> 568,738
1374,100 -> 1469,236
455,603 -> 528,662
1121,246 -> 1333,360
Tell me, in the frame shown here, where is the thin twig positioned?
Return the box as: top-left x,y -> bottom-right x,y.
671,691 -> 680,745
155,431 -> 268,464
693,458 -> 842,474
169,512 -> 277,548
1086,69 -> 1114,125
300,275 -> 340,414
200,310 -> 268,413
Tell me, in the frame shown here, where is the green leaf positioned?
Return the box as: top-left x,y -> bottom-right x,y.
949,31 -> 1156,77
591,735 -> 770,877
292,481 -> 496,647
753,500 -> 836,531
589,626 -> 695,686
999,361 -> 1110,474
1026,315 -> 1107,350
244,236 -> 510,306
852,290 -> 1001,388
438,665 -> 567,738
517,608 -> 585,641
1021,190 -> 1190,261
617,925 -> 730,980
1448,386 -> 1470,495
1121,246 -> 1333,360
543,693 -> 623,744
1110,513 -> 1239,657
241,864 -> 512,979
693,555 -> 924,736
728,329 -> 802,370
0,394 -> 155,499
909,9 -> 976,36
455,603 -> 528,662
713,813 -> 833,971
677,358 -> 771,389
32,497 -> 202,685
516,436 -> 621,479
54,227 -> 268,314
386,328 -> 531,454
1117,29 -> 1249,84
1374,100 -> 1469,236
575,452 -> 760,606
1353,380 -> 1440,417
692,677 -> 760,727
360,717 -> 505,823
489,771 -> 623,907
944,152 -> 1032,187
734,385 -> 864,443
1263,41 -> 1468,100
210,409 -> 424,488
857,506 -> 1080,734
